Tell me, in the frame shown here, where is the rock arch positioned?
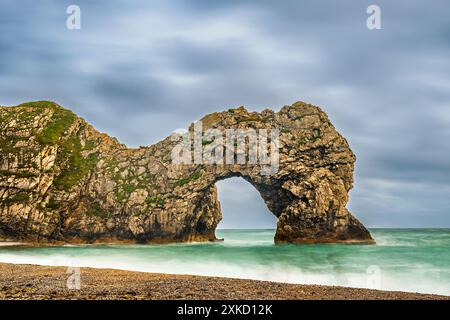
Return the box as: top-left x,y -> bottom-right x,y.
183,161 -> 372,244
0,101 -> 374,244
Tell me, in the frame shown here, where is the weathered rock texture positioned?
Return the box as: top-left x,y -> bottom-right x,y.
0,101 -> 373,244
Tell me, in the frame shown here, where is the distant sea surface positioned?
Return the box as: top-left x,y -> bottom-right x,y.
0,229 -> 449,295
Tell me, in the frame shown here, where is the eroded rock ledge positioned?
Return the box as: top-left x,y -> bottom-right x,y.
0,101 -> 374,244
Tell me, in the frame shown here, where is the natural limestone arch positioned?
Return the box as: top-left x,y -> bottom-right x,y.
177,163 -> 372,244
0,101 -> 374,244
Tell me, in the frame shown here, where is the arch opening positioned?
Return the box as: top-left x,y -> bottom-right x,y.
215,177 -> 277,239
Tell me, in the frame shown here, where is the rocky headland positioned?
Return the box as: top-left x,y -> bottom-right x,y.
0,101 -> 373,244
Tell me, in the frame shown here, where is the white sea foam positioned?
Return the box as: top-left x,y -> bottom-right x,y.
0,242 -> 25,247
0,251 -> 448,295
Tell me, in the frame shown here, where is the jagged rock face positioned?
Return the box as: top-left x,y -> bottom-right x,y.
0,101 -> 374,244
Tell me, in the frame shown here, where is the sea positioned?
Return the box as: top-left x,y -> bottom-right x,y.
0,228 -> 449,295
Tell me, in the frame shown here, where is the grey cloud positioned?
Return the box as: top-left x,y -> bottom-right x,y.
0,0 -> 449,227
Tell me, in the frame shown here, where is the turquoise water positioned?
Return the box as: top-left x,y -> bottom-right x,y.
0,229 -> 449,295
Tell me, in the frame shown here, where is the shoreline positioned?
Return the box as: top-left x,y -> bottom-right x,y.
0,237 -> 376,246
0,262 -> 448,300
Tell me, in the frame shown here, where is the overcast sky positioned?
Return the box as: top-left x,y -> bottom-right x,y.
1,0 -> 449,228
